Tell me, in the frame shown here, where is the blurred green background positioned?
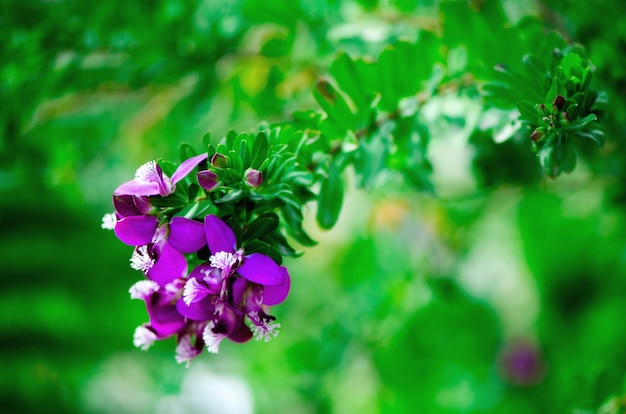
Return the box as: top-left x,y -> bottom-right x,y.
3,0 -> 626,413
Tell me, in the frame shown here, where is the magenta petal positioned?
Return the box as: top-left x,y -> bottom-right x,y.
232,278 -> 249,306
238,253 -> 284,286
190,264 -> 221,292
114,179 -> 161,196
114,215 -> 158,246
171,153 -> 208,184
176,297 -> 216,321
133,196 -> 154,215
168,217 -> 206,253
146,304 -> 186,338
197,170 -> 219,192
113,195 -> 140,217
214,303 -> 241,336
227,318 -> 253,343
148,243 -> 187,286
263,266 -> 291,305
204,215 -> 237,254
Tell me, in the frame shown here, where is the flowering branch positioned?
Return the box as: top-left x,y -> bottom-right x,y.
102,16 -> 607,365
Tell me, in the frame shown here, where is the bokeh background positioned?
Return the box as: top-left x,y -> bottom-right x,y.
3,0 -> 626,413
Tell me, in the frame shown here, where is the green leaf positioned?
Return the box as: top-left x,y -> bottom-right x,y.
179,142 -> 198,162
560,52 -> 583,78
576,129 -> 605,147
261,230 -> 297,257
225,130 -> 238,149
216,143 -> 229,155
517,100 -> 539,123
329,52 -> 376,113
239,138 -> 251,170
313,79 -> 355,138
243,240 -> 283,265
243,239 -> 272,255
202,132 -> 212,149
316,161 -> 344,230
562,144 -> 577,173
224,216 -> 243,244
228,150 -> 244,174
187,183 -> 200,201
566,113 -> 598,131
251,132 -> 269,170
221,167 -> 241,184
158,160 -> 177,177
244,213 -> 280,241
148,191 -> 186,208
213,189 -> 244,203
546,77 -> 566,101
281,204 -> 316,246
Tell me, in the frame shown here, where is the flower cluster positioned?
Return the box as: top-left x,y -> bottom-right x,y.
103,153 -> 291,366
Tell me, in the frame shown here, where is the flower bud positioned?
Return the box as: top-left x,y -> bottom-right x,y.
197,170 -> 220,192
244,169 -> 263,187
530,128 -> 544,142
552,95 -> 566,111
210,153 -> 228,169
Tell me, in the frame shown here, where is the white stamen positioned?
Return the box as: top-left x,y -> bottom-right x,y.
202,321 -> 224,354
133,325 -> 157,350
209,251 -> 238,271
101,212 -> 117,230
130,246 -> 154,273
134,160 -> 160,184
129,280 -> 159,300
183,278 -> 211,306
175,335 -> 199,368
249,311 -> 281,343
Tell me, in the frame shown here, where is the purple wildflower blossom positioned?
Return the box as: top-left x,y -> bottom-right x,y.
116,217 -> 207,287
130,277 -> 189,350
109,154 -> 209,283
114,153 -> 208,197
175,214 -> 291,359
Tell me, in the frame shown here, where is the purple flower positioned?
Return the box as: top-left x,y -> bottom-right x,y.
244,169 -> 263,187
197,170 -> 220,192
497,339 -> 545,386
129,278 -> 189,350
114,153 -> 208,197
113,216 -> 206,288
175,214 -> 291,357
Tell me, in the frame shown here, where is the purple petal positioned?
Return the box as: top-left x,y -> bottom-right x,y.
189,264 -> 222,293
114,215 -> 158,246
204,215 -> 237,254
227,318 -> 253,343
146,304 -> 186,338
238,253 -> 285,286
113,195 -> 141,217
168,217 -> 206,253
148,242 -> 187,286
263,266 -> 291,305
244,169 -> 263,187
133,196 -> 154,215
176,297 -> 216,321
232,278 -> 250,306
171,153 -> 208,184
114,179 -> 161,196
213,303 -> 240,335
197,170 -> 220,192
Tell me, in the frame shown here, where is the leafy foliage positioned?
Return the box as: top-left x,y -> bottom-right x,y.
3,0 -> 626,413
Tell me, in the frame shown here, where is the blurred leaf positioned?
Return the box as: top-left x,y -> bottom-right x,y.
316,160 -> 344,229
